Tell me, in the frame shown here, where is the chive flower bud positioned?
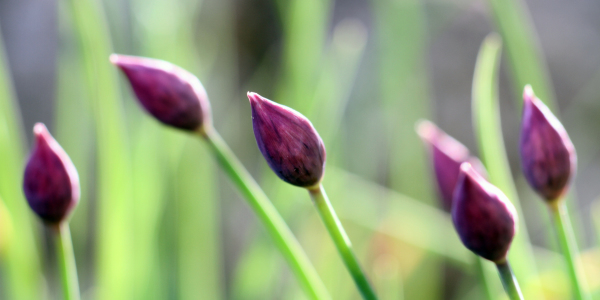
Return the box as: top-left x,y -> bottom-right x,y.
23,123 -> 80,224
520,85 -> 576,201
417,120 -> 487,211
452,163 -> 517,262
110,54 -> 211,131
248,92 -> 326,188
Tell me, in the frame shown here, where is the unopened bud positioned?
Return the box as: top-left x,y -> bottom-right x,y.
23,123 -> 80,224
520,85 -> 576,202
248,92 -> 326,188
417,120 -> 487,211
452,163 -> 517,262
110,54 -> 211,131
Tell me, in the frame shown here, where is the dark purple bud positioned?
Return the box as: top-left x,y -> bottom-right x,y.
248,92 -> 326,188
23,123 -> 80,224
519,85 -> 576,201
452,163 -> 517,262
110,54 -> 211,131
417,120 -> 487,211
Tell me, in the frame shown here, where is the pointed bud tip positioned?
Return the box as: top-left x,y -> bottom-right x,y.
523,84 -> 535,103
33,122 -> 47,136
109,53 -> 120,65
109,53 -> 147,67
247,92 -> 265,105
415,119 -> 437,143
459,162 -> 472,173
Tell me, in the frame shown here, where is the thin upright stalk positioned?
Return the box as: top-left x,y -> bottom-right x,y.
549,200 -> 591,300
495,260 -> 523,300
53,222 -> 80,300
475,256 -> 497,300
198,128 -> 330,300
308,184 -> 378,300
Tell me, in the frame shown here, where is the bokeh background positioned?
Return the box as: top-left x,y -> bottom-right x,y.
1,0 -> 600,299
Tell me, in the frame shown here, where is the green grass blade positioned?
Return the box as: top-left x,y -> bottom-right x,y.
65,0 -> 135,298
373,1 -> 440,298
175,138 -> 224,299
308,19 -> 368,146
487,0 -> 557,110
471,33 -> 544,298
130,121 -> 167,300
0,23 -> 43,300
277,0 -> 331,113
55,4 -> 95,288
373,0 -> 433,202
128,0 -> 224,297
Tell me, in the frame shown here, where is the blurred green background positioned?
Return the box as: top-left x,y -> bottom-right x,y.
1,0 -> 600,299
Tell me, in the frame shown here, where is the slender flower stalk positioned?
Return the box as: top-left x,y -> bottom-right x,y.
474,257 -> 497,300
248,92 -> 378,299
23,123 -> 81,300
52,222 -> 80,300
197,128 -> 330,300
309,184 -> 378,300
549,200 -> 590,300
519,85 -> 590,300
496,259 -> 523,300
112,55 -> 330,300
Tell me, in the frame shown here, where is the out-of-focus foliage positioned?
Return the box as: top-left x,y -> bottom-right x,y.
1,0 -> 600,299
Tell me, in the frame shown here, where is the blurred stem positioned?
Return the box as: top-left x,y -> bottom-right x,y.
308,184 -> 378,300
198,127 -> 331,300
53,222 -> 80,300
475,256 -> 497,300
495,260 -> 523,300
549,200 -> 591,300
486,0 -> 557,110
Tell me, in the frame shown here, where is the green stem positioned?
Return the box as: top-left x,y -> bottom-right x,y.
550,200 -> 591,300
53,222 -> 80,300
308,184 -> 378,300
199,128 -> 330,300
475,256 -> 497,300
495,260 -> 523,300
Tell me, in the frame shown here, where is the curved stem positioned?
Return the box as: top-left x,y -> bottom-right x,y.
308,184 -> 378,300
53,222 -> 80,300
200,129 -> 330,300
550,200 -> 591,300
495,260 -> 523,300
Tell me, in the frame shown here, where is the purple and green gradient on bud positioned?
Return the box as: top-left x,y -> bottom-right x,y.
23,123 -> 80,224
248,92 -> 326,188
110,54 -> 211,131
452,163 -> 517,262
417,120 -> 487,211
520,85 -> 576,202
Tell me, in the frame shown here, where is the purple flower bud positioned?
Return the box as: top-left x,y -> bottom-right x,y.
417,120 -> 487,211
23,123 -> 80,224
110,54 -> 211,131
452,163 -> 517,262
248,92 -> 326,188
520,85 -> 576,201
